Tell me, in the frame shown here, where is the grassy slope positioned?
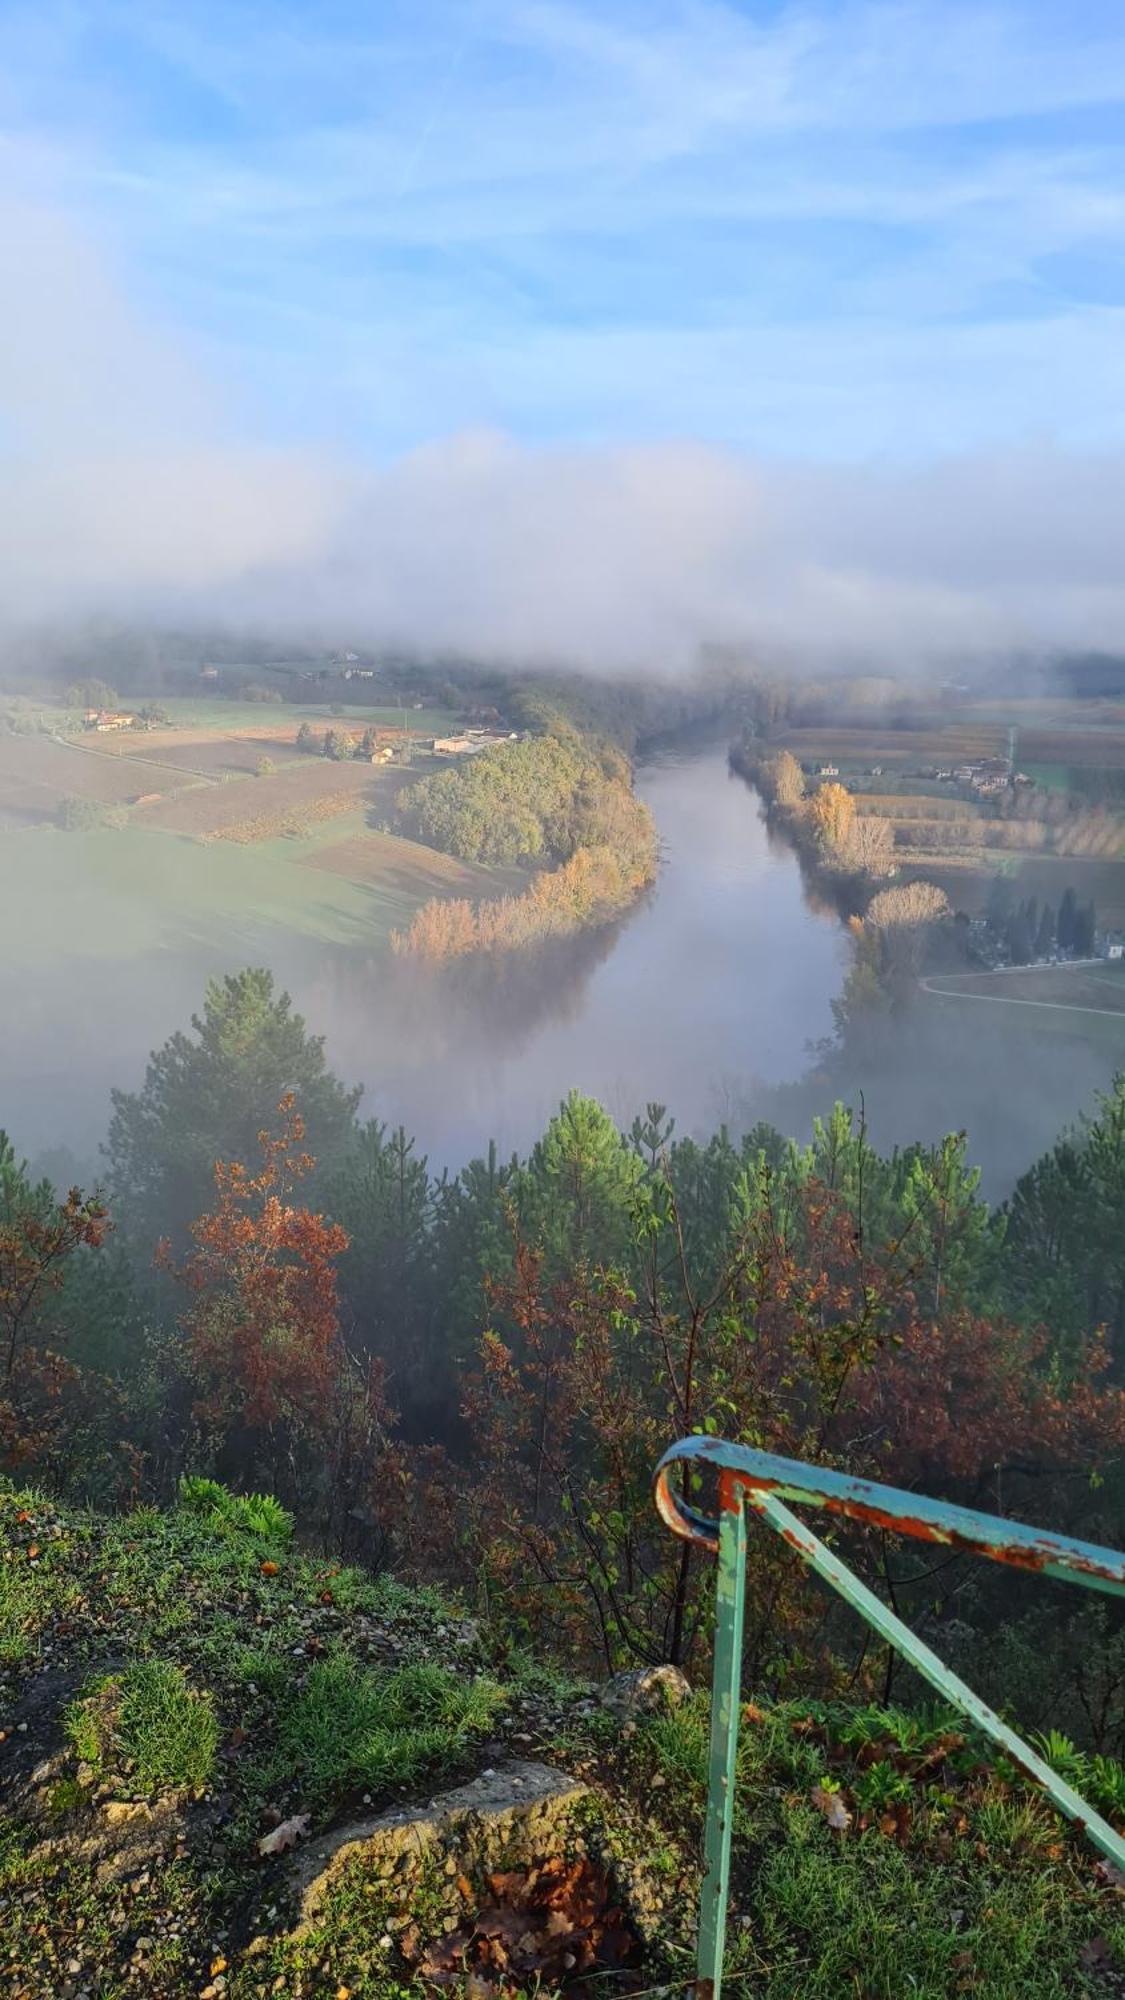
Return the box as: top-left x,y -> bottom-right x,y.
3,1484 -> 1125,1999
0,811 -> 523,973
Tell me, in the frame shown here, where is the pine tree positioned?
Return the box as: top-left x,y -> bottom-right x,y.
106,971 -> 360,1252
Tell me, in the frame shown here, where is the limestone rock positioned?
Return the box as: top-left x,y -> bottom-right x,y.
600,1666 -> 691,1719
292,1760 -> 587,1928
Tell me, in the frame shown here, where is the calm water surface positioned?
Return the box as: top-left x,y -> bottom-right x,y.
302,743 -> 847,1164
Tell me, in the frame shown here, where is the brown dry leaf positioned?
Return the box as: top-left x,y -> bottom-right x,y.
260,1559 -> 280,1577
420,1932 -> 471,1977
456,1872 -> 474,1901
811,1783 -> 852,1832
742,1702 -> 767,1725
488,1870 -> 528,1905
257,1812 -> 310,1856
398,1922 -> 421,1963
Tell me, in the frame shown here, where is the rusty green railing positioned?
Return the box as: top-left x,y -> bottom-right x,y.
654,1437 -> 1125,2000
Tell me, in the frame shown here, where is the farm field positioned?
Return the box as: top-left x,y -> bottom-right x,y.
0,816 -> 517,975
921,961 -> 1125,1041
900,854 -> 1125,926
301,827 -> 526,901
775,711 -> 1125,774
0,702 -> 519,983
0,734 -> 183,826
131,756 -> 385,837
131,698 -> 460,734
925,962 -> 1125,1011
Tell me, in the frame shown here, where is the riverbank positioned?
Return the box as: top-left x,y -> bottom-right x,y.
389,702 -> 658,961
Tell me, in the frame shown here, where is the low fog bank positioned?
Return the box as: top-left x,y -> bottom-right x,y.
6,437 -> 1125,682
5,198 -> 1125,679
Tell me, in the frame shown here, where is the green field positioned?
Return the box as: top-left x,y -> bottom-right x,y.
142,697 -> 460,733
921,960 -> 1125,1042
0,817 -> 506,973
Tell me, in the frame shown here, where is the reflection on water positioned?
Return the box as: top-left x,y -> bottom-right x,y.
297,745 -> 848,1166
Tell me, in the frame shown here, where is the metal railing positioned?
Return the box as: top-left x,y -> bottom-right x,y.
654,1436 -> 1125,2000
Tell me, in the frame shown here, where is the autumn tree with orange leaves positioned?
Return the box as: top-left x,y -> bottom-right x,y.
160,1098 -> 391,1528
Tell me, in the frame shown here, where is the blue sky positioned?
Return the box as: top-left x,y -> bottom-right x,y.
4,0 -> 1125,461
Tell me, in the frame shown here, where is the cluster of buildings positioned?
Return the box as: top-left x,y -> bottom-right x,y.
83,708 -> 136,732
928,757 -> 1031,796
430,729 -> 519,757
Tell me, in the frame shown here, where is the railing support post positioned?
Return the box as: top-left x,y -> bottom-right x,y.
696,1470 -> 747,2000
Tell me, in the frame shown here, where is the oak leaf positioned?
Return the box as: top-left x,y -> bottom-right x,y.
810,1783 -> 852,1831
257,1812 -> 310,1855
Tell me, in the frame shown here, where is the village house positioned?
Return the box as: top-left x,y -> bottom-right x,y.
84,709 -> 135,732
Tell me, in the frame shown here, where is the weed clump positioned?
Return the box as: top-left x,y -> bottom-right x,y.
268,1654 -> 506,1803
65,1659 -> 219,1793
176,1475 -> 293,1543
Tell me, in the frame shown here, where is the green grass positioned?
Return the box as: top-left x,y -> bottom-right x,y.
1,1482 -> 499,1993
9,1482 -> 1124,1998
65,1659 -> 219,1792
634,1695 -> 1125,1998
0,821 -> 435,973
264,1653 -> 506,1804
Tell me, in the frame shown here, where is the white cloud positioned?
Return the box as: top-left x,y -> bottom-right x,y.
3,98 -> 1125,677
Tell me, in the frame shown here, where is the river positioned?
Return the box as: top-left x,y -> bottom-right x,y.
0,740 -> 847,1174
298,741 -> 848,1166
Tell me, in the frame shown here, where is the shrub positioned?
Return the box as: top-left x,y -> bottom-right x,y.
57,796 -> 108,832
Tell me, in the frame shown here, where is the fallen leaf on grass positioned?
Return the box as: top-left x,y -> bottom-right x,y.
811,1784 -> 852,1832
257,1813 -> 310,1856
259,1560 -> 280,1577
878,1803 -> 912,1844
